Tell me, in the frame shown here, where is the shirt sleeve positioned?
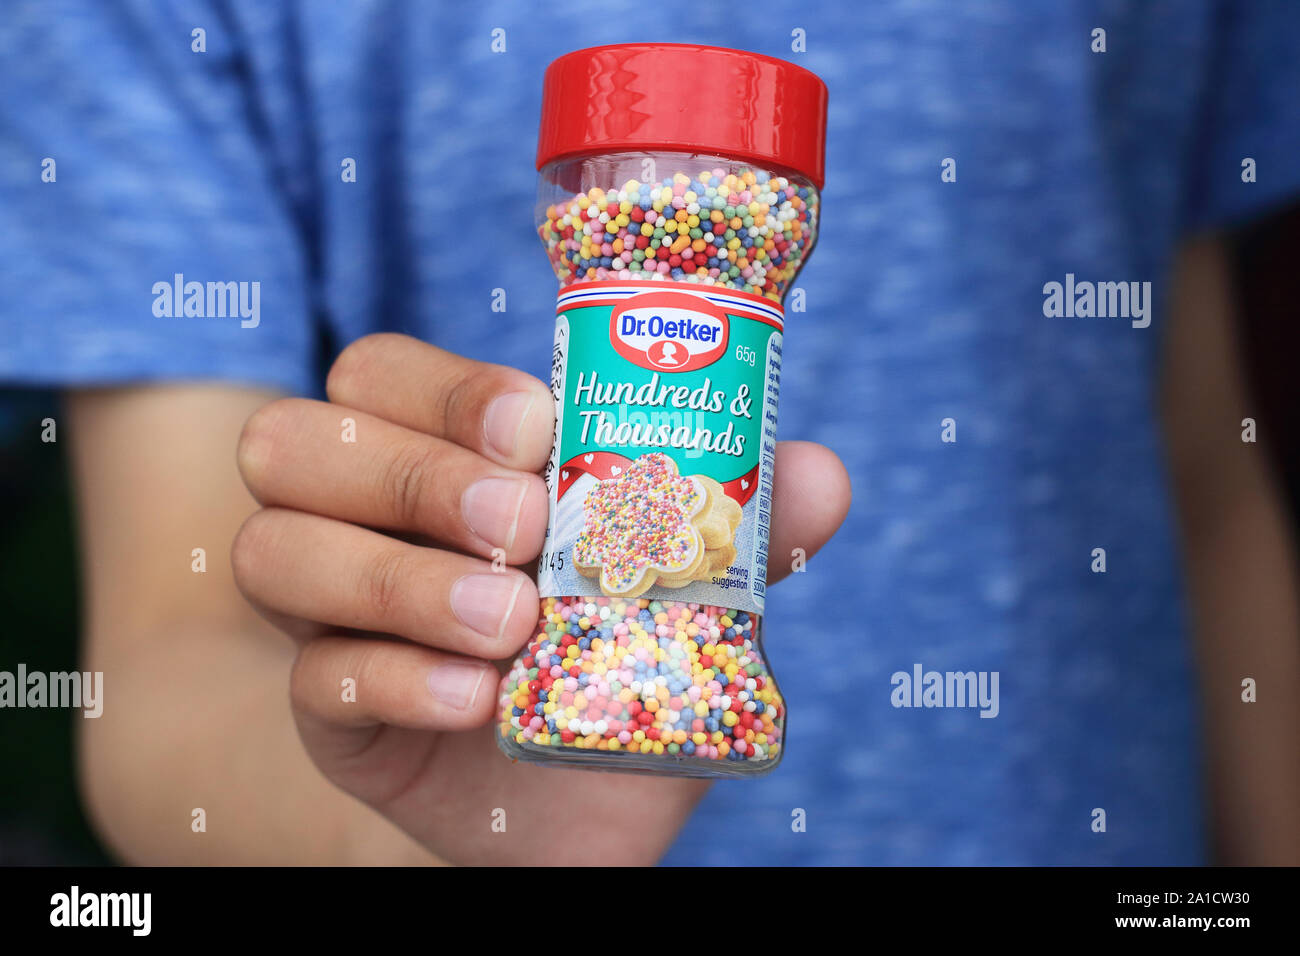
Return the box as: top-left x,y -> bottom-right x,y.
1181,0 -> 1300,234
0,0 -> 316,395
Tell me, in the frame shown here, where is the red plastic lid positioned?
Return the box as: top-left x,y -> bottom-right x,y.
537,43 -> 828,189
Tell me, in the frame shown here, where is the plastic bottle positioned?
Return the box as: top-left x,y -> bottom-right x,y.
498,43 -> 827,777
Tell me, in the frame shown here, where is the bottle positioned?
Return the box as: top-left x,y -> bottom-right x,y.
497,43 -> 827,777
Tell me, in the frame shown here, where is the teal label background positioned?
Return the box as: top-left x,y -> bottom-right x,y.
538,286 -> 782,614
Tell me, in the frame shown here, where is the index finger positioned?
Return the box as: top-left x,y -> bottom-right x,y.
326,333 -> 554,472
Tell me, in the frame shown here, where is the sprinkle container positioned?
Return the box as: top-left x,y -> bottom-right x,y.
498,43 -> 828,777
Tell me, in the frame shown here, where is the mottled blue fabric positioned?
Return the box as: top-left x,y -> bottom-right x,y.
2,0 -> 1298,864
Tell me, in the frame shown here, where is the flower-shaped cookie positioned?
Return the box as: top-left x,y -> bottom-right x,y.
574,453 -> 706,598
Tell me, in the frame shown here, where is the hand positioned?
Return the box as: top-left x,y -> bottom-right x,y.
232,333 -> 850,864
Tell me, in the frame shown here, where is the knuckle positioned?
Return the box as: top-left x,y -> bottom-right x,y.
230,509 -> 276,593
436,366 -> 478,437
326,336 -> 376,401
289,638 -> 360,710
346,643 -> 384,707
455,368 -> 549,448
381,441 -> 439,527
361,547 -> 409,621
288,645 -> 317,712
288,639 -> 360,719
235,398 -> 298,487
327,333 -> 409,402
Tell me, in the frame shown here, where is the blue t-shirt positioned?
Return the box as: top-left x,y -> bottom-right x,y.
3,0 -> 1298,864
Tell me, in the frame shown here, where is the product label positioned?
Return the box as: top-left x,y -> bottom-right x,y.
538,281 -> 782,613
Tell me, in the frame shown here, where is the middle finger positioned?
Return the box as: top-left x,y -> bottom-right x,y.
238,398 -> 548,563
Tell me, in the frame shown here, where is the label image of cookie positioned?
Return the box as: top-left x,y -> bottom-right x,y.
573,453 -> 707,598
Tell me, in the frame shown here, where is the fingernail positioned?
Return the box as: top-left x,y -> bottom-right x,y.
450,573 -> 523,642
427,661 -> 488,710
484,391 -> 537,459
462,477 -> 527,550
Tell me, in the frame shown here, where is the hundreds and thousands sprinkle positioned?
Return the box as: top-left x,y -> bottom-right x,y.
500,597 -> 784,766
539,167 -> 818,302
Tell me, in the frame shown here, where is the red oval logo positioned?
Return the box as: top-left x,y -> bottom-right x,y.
609,292 -> 730,372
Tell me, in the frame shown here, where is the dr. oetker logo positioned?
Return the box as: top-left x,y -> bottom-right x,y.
609,292 -> 730,372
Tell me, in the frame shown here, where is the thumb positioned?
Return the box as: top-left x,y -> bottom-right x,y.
766,440 -> 851,585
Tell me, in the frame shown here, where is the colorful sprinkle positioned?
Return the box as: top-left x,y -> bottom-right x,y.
499,597 -> 784,769
539,166 -> 819,302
